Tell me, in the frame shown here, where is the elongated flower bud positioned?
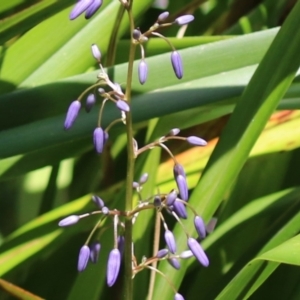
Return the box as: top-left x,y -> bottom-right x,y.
107,249 -> 121,287
171,51 -> 183,79
174,15 -> 194,25
117,236 -> 125,256
85,93 -> 96,112
156,249 -> 169,258
157,11 -> 169,22
173,164 -> 186,178
91,44 -> 101,62
138,60 -> 148,85
173,199 -> 187,219
166,190 -> 177,206
92,195 -> 105,208
77,245 -> 90,272
167,257 -> 180,270
187,237 -> 209,267
186,136 -> 207,146
194,216 -> 206,239
58,215 -> 80,227
169,128 -> 180,136
64,100 -> 81,130
165,230 -> 177,254
93,127 -> 106,153
90,242 -> 101,263
116,100 -> 130,112
85,0 -> 102,19
180,250 -> 193,259
174,293 -> 185,300
70,0 -> 93,20
175,174 -> 188,201
139,173 -> 149,184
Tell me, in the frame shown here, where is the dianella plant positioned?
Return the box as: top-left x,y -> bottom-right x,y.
1,1 -> 300,300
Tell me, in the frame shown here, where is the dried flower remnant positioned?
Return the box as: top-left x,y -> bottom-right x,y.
107,249 -> 121,287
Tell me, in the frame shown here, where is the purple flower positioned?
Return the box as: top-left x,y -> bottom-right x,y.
138,60 -> 148,85
206,217 -> 218,234
194,216 -> 206,239
166,190 -> 177,206
173,199 -> 187,219
174,15 -> 194,25
186,136 -> 207,146
139,173 -> 149,184
174,293 -> 185,300
107,249 -> 121,287
64,100 -> 81,130
92,195 -> 105,208
169,128 -> 180,136
164,230 -> 177,254
171,51 -> 183,79
90,242 -> 101,263
85,93 -> 96,112
77,245 -> 90,272
91,44 -> 101,62
175,175 -> 188,201
187,237 -> 209,267
58,215 -> 80,227
69,0 -> 94,20
180,250 -> 194,259
157,11 -> 169,22
116,100 -> 130,112
93,127 -> 107,153
85,0 -> 102,19
156,249 -> 169,258
167,257 -> 180,270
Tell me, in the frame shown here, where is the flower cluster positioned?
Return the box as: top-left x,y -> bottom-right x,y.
60,2 -> 212,300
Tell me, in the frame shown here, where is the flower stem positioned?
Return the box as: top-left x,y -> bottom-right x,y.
124,1 -> 136,300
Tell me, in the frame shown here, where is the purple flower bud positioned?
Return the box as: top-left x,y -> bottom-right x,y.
157,11 -> 169,22
167,257 -> 180,270
107,249 -> 121,287
187,237 -> 209,267
116,100 -> 130,112
117,236 -> 125,256
173,199 -> 187,219
165,230 -> 177,254
102,206 -> 109,215
90,242 -> 101,263
98,87 -> 105,94
93,127 -> 106,153
176,174 -> 188,201
77,245 -> 90,272
85,0 -> 102,19
156,249 -> 169,258
169,128 -> 180,136
69,0 -> 94,20
58,215 -> 80,227
186,136 -> 207,146
173,164 -> 186,178
85,93 -> 96,112
174,293 -> 185,300
166,190 -> 177,206
206,217 -> 218,234
171,51 -> 183,79
132,29 -> 141,40
153,196 -> 162,207
91,43 -> 101,62
92,195 -> 105,208
139,173 -> 149,184
174,15 -> 194,25
138,60 -> 148,85
64,100 -> 81,130
194,216 -> 206,239
180,250 -> 194,259
132,181 -> 139,189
